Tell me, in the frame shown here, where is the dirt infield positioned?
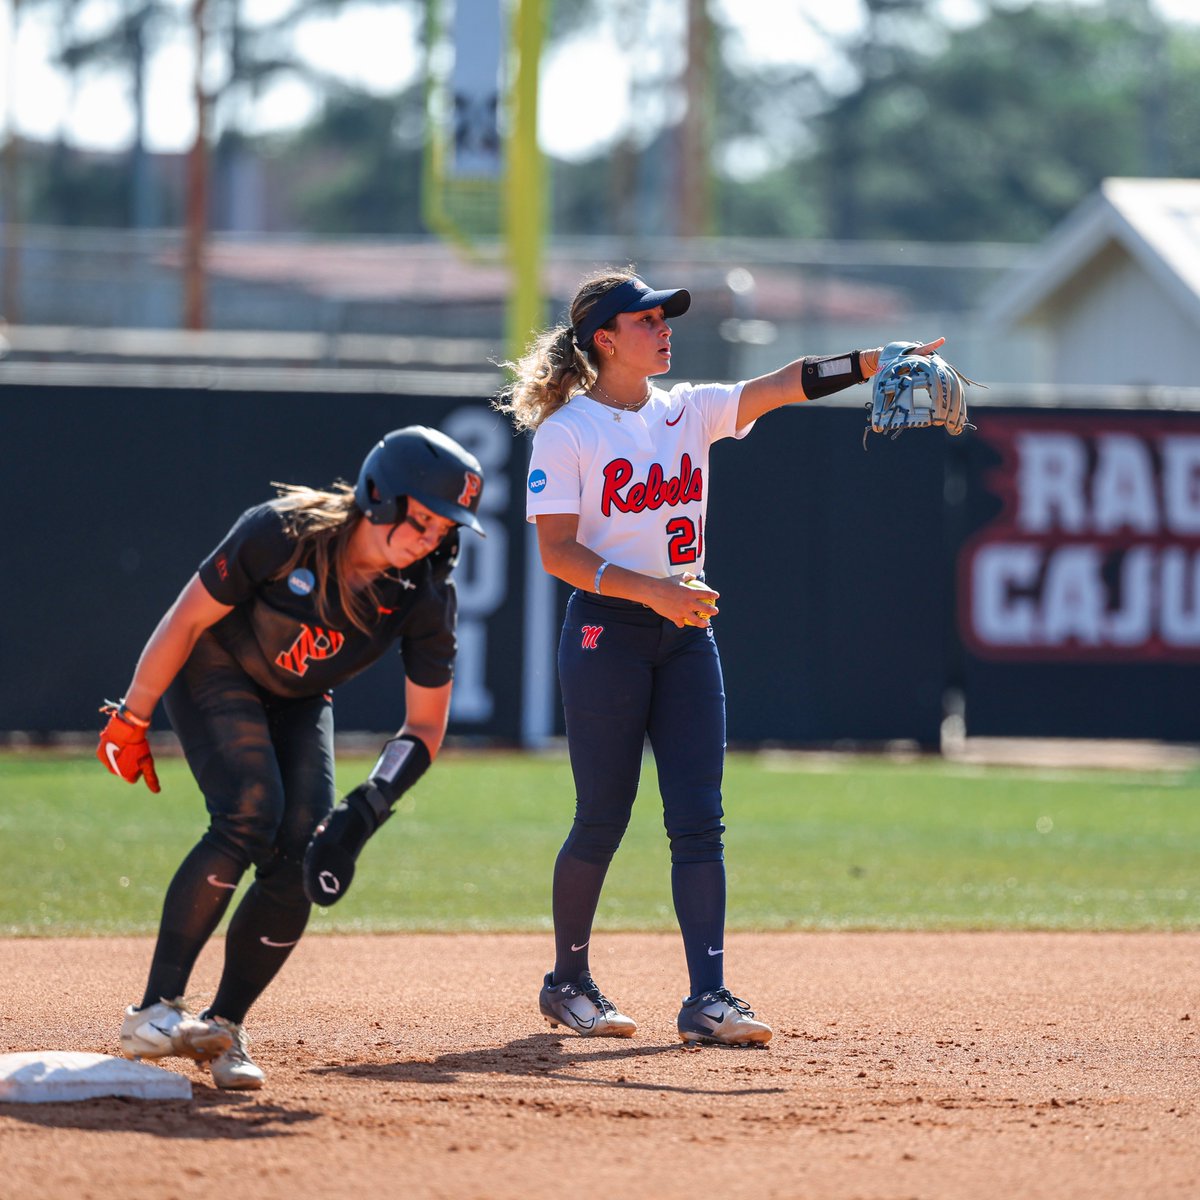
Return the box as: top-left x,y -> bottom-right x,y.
1,932 -> 1197,1199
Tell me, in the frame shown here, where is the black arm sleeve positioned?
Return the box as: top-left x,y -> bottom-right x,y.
800,351 -> 866,401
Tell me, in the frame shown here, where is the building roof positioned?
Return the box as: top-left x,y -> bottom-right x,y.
176,239 -> 907,322
983,177 -> 1200,330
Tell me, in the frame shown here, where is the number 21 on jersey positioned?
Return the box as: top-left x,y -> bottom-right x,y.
667,515 -> 703,564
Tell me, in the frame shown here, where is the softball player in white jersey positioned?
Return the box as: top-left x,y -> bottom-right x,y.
496,268 -> 942,1045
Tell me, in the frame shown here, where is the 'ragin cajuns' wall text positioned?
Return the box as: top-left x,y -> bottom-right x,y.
958,415 -> 1200,660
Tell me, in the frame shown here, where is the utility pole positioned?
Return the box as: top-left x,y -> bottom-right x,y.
2,0 -> 21,322
183,0 -> 208,329
679,0 -> 712,237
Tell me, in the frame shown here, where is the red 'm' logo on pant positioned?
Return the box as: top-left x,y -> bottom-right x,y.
581,625 -> 603,650
276,625 -> 346,676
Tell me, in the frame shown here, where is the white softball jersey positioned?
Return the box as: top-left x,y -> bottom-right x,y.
525,380 -> 754,578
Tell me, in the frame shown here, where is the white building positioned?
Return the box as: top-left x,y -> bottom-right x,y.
983,177 -> 1200,389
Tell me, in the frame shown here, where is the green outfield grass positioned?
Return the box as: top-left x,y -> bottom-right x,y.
2,750 -> 1198,935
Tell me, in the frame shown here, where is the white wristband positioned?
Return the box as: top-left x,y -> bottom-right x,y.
593,561 -> 611,594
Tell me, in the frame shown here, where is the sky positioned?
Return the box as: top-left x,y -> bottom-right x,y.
1,0 -> 1198,160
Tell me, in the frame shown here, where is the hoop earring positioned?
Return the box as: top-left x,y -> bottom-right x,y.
608,346 -> 615,357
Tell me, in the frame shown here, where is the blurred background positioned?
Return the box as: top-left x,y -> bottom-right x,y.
3,0 -> 1200,749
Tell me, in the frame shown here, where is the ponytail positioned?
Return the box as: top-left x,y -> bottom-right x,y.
493,267 -> 638,432
493,324 -> 596,432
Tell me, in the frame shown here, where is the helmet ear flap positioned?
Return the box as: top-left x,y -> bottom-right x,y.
363,478 -> 408,526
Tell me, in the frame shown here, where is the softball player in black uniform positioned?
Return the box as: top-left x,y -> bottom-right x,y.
98,426 -> 484,1088
497,269 -> 941,1046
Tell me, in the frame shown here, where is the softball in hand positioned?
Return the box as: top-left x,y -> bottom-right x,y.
682,577 -> 718,627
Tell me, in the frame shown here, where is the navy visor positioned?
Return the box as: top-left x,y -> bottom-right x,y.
573,278 -> 691,349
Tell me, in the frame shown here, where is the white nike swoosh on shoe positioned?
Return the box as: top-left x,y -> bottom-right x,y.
207,874 -> 238,890
259,936 -> 299,948
105,743 -> 122,774
570,941 -> 590,951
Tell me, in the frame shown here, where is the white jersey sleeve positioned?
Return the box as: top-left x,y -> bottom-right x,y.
526,417 -> 583,519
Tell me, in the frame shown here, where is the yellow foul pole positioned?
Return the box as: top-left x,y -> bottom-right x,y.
504,0 -> 547,361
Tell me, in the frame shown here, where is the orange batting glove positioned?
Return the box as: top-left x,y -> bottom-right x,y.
97,701 -> 161,793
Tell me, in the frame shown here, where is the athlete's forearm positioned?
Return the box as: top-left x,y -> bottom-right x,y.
399,679 -> 451,759
539,536 -> 689,621
121,575 -> 232,720
539,534 -> 642,600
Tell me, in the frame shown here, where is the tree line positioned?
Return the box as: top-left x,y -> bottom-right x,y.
8,0 -> 1200,244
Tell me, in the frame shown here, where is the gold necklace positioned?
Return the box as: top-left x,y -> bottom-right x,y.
592,380 -> 651,422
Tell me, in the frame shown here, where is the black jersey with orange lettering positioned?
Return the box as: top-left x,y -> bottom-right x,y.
196,502 -> 456,699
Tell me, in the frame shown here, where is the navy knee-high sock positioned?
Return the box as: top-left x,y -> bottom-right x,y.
140,840 -> 246,1009
671,859 -> 727,997
551,849 -> 611,985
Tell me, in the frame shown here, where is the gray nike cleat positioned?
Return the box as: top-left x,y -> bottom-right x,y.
119,998 -> 234,1062
539,972 -> 637,1038
205,1016 -> 266,1090
677,988 -> 772,1046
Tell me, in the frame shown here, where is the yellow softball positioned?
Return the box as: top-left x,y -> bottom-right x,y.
682,577 -> 717,626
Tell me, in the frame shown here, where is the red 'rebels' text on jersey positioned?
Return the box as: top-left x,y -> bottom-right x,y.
600,454 -> 704,516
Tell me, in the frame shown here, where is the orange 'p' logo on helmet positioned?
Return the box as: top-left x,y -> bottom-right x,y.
458,471 -> 482,507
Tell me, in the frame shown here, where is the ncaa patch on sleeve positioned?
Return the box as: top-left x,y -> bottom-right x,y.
528,469 -> 547,494
288,568 -> 316,595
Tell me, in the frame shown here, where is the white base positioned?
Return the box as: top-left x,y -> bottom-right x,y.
0,1051 -> 192,1103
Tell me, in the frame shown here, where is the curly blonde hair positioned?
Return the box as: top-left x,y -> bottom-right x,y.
493,268 -> 637,432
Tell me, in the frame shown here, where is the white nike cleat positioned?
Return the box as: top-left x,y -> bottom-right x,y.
677,988 -> 772,1046
119,998 -> 234,1062
539,972 -> 637,1038
206,1016 -> 266,1090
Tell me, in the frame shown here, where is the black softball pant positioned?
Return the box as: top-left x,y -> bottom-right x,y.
165,632 -> 337,872
137,632 -> 336,1022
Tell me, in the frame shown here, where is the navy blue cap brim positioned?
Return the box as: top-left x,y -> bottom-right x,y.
627,287 -> 691,318
573,278 -> 692,348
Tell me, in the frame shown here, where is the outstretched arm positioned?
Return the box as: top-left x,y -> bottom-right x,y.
736,337 -> 946,428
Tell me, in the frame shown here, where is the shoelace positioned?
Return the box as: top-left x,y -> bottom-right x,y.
207,1013 -> 252,1058
703,988 -> 754,1017
220,1026 -> 253,1064
578,976 -> 618,1017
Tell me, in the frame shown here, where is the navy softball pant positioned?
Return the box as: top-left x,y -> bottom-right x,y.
557,590 -> 727,865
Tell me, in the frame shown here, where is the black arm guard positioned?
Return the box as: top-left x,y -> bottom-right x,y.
302,735 -> 432,906
800,351 -> 866,400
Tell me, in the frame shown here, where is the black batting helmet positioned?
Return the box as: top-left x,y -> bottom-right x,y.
355,426 -> 485,536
